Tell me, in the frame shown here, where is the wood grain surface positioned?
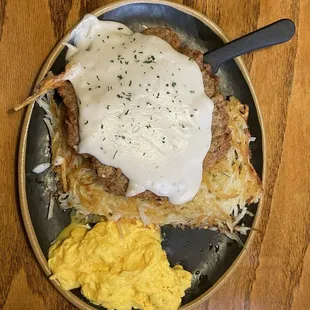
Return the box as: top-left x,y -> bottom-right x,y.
1,0 -> 309,309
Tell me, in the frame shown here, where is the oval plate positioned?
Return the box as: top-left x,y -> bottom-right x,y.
19,1 -> 265,309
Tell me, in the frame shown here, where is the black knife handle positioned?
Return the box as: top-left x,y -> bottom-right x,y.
204,19 -> 295,74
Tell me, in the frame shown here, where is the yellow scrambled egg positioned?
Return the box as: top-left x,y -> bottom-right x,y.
48,220 -> 192,310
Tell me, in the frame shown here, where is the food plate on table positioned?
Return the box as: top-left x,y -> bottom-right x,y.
18,1 -> 265,309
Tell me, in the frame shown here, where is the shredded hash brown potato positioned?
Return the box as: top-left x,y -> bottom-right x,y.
44,94 -> 262,234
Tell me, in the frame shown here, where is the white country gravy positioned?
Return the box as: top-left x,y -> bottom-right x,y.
65,14 -> 213,204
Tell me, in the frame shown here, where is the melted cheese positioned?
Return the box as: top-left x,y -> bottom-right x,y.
66,14 -> 213,204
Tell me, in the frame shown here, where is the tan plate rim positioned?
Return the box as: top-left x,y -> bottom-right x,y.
18,1 -> 266,309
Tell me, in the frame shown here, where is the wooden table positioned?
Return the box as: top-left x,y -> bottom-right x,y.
1,0 -> 309,309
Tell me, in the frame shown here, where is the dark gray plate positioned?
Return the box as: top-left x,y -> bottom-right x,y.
20,1 -> 264,309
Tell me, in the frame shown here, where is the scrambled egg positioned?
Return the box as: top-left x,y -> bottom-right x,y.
48,220 -> 192,310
